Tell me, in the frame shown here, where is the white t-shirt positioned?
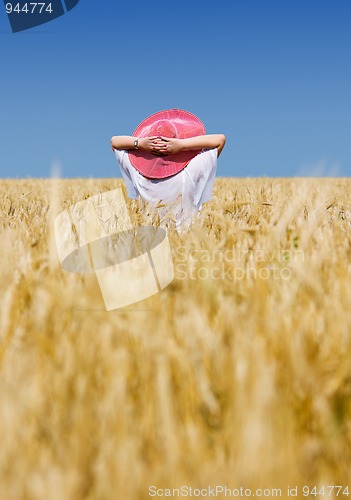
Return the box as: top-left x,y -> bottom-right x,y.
114,148 -> 217,231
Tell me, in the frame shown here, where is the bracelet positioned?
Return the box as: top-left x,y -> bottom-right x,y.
133,138 -> 139,149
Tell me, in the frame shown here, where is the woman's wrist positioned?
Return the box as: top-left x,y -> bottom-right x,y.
176,138 -> 184,152
178,138 -> 191,151
137,137 -> 146,150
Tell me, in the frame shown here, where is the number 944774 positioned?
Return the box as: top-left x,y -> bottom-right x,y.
6,3 -> 53,14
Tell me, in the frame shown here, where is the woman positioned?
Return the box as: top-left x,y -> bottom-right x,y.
111,109 -> 226,231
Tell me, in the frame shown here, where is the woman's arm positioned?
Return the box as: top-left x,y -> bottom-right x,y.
111,134 -> 226,157
111,135 -> 162,153
153,134 -> 226,157
111,136 -> 137,150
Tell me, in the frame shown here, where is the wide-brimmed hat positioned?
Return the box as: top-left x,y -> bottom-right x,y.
128,109 -> 206,179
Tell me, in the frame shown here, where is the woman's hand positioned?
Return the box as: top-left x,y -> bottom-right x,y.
149,137 -> 183,155
138,137 -> 161,154
137,137 -> 182,156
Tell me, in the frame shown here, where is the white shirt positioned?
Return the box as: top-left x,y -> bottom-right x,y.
114,148 -> 217,231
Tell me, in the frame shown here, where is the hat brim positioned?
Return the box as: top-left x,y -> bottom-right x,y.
128,109 -> 206,179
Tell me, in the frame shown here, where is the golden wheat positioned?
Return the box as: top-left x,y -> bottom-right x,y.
1,178 -> 351,499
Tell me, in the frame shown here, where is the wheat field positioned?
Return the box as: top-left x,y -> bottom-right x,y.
1,177 -> 351,499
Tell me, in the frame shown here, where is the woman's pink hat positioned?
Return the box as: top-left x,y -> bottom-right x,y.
128,109 -> 206,179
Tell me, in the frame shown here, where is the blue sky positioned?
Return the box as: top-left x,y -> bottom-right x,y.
0,0 -> 350,178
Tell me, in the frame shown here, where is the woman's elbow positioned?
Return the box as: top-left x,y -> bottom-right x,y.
110,136 -> 118,149
216,134 -> 226,157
